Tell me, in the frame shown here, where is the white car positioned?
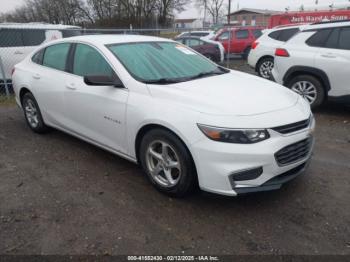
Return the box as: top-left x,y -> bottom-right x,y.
248,25 -> 302,79
12,35 -> 315,197
176,31 -> 216,40
0,23 -> 81,81
272,20 -> 350,108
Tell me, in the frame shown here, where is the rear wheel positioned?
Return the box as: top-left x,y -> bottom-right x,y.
257,57 -> 274,79
22,92 -> 49,133
139,129 -> 197,197
287,75 -> 325,109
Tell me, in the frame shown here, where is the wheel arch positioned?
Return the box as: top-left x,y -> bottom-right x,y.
256,55 -> 274,72
19,87 -> 32,105
283,66 -> 331,92
134,123 -> 195,167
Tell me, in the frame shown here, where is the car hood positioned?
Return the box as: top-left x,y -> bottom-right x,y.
147,70 -> 299,116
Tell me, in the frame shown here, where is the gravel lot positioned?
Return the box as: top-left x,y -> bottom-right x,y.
0,59 -> 349,256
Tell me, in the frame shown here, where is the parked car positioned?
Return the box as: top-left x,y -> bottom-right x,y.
248,25 -> 304,79
214,26 -> 264,58
175,36 -> 224,62
176,30 -> 216,40
0,23 -> 81,82
13,35 -> 314,197
272,20 -> 350,108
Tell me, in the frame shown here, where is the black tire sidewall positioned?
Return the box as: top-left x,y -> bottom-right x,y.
139,129 -> 197,197
243,47 -> 251,59
288,75 -> 325,109
257,57 -> 274,78
22,93 -> 49,133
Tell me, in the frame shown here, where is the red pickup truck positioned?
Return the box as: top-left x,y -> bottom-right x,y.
214,26 -> 264,58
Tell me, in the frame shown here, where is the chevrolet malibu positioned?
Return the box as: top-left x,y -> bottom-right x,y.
12,35 -> 315,197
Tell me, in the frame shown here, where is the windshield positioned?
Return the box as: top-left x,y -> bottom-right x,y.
107,42 -> 227,84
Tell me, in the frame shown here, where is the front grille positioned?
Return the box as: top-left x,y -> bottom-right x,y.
275,138 -> 312,166
272,117 -> 311,134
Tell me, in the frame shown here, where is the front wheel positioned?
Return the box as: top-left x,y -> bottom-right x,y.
287,75 -> 325,109
139,129 -> 197,197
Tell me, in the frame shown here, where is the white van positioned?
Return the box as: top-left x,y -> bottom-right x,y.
0,23 -> 81,82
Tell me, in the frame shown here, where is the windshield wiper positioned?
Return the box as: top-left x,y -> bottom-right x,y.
144,78 -> 181,85
188,66 -> 230,81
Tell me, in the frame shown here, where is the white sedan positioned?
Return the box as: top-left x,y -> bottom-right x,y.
12,35 -> 315,197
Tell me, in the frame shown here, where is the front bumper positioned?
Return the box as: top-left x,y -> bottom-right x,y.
233,160 -> 310,195
190,123 -> 315,196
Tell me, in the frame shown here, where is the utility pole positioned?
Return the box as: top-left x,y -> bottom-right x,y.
228,0 -> 231,24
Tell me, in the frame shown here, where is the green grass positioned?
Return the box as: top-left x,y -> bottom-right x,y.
0,95 -> 16,106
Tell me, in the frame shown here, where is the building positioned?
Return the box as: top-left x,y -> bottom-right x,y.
174,18 -> 202,29
228,8 -> 280,27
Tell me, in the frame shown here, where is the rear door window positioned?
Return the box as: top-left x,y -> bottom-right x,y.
235,30 -> 249,39
22,29 -> 46,46
0,29 -> 23,47
43,43 -> 71,71
306,29 -> 332,47
325,28 -> 340,49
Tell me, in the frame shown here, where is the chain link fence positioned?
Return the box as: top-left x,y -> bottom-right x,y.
0,24 -> 261,101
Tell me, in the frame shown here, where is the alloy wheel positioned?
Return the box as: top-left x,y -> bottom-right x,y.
24,99 -> 39,128
291,81 -> 317,105
145,140 -> 182,188
259,61 -> 274,79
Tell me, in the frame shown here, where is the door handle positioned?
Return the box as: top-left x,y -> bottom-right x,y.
66,83 -> 76,90
32,74 -> 41,80
321,53 -> 336,58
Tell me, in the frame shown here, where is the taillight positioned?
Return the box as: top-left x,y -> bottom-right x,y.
275,48 -> 290,57
251,41 -> 259,49
11,68 -> 15,76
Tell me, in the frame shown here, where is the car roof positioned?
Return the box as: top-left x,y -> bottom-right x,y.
180,31 -> 213,33
272,24 -> 307,30
0,23 -> 81,29
55,34 -> 174,45
223,26 -> 264,31
302,20 -> 350,31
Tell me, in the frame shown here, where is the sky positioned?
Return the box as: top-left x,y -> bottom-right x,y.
1,0 -> 349,17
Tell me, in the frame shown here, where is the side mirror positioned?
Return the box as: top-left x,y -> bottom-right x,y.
84,75 -> 124,88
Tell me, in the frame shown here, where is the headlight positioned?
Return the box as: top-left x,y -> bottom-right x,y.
197,124 -> 270,144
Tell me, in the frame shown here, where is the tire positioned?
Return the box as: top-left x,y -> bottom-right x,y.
139,129 -> 197,197
257,57 -> 274,79
287,75 -> 325,109
22,92 -> 50,133
242,47 -> 251,59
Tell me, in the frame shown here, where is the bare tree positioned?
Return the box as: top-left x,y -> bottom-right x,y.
197,0 -> 224,24
1,0 -> 187,28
